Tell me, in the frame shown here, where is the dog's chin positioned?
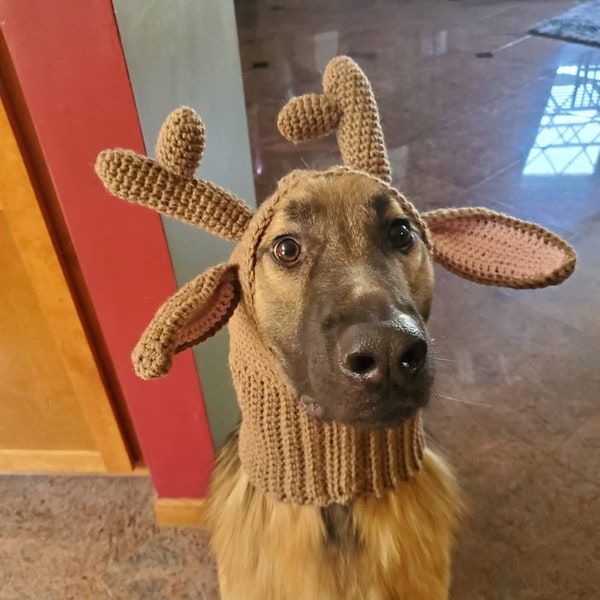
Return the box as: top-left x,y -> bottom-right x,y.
348,405 -> 422,430
299,391 -> 430,430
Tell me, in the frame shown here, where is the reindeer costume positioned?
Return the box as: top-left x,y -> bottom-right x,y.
96,57 -> 575,599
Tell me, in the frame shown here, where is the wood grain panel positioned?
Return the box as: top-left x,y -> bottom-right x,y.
0,97 -> 132,472
0,450 -> 105,473
0,214 -> 96,451
154,498 -> 208,528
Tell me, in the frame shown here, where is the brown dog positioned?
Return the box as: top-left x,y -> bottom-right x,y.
96,57 -> 575,599
209,171 -> 461,600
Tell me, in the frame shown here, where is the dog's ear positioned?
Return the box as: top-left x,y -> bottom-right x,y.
132,263 -> 240,379
422,208 -> 576,289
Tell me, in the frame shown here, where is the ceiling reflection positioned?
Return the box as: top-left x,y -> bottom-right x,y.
523,60 -> 600,176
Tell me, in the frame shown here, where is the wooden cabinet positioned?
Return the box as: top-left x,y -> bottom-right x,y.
0,97 -> 132,473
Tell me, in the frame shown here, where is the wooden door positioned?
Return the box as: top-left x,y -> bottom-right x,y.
0,96 -> 132,473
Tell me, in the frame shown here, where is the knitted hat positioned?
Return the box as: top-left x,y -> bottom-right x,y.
95,56 -> 575,506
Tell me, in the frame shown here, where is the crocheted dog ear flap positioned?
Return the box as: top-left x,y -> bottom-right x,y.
423,208 -> 576,288
132,263 -> 240,380
278,56 -> 392,184
95,107 -> 253,242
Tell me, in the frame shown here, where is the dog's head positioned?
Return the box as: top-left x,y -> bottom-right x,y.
247,169 -> 434,428
95,57 -> 575,430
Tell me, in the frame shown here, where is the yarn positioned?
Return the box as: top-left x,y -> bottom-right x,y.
95,56 -> 576,507
278,56 -> 392,184
423,208 -> 576,288
228,302 -> 424,505
95,107 -> 253,241
132,263 -> 240,380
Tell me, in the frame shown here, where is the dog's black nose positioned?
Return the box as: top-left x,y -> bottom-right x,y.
338,321 -> 428,389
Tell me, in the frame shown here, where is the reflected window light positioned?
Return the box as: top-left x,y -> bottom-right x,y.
523,62 -> 600,176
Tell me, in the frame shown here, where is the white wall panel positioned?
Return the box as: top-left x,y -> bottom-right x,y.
113,0 -> 255,449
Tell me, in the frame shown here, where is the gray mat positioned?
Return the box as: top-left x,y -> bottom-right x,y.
530,1 -> 600,47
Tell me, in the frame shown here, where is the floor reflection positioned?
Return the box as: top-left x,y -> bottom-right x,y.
524,57 -> 600,176
3,3 -> 597,600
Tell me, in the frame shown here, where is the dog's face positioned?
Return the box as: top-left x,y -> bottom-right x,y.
254,172 -> 435,428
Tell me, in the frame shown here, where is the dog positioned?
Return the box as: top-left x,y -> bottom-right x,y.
96,56 -> 575,599
207,170 -> 462,599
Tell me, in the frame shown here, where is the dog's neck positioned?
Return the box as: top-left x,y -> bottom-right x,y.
227,304 -> 425,506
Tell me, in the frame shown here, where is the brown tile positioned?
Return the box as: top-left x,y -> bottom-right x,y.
450,450 -> 600,599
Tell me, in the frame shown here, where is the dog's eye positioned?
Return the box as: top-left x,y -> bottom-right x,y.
388,218 -> 414,253
273,236 -> 302,265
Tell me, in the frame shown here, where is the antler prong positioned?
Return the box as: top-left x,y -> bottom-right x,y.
95,107 -> 254,241
277,93 -> 341,142
156,107 -> 205,179
278,56 -> 391,184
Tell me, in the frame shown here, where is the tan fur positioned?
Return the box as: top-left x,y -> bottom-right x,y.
207,435 -> 462,600
253,173 -> 434,371
207,171 -> 460,598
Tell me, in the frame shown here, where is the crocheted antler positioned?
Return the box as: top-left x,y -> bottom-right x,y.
278,56 -> 392,184
95,107 -> 254,242
95,107 -> 252,378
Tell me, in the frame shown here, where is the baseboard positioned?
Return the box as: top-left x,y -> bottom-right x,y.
154,497 -> 208,528
0,449 -> 106,473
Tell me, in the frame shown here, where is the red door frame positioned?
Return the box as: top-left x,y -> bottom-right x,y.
0,0 -> 215,498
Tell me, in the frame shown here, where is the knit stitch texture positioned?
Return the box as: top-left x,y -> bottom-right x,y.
94,56 -> 576,507
278,56 -> 392,184
424,208 -> 576,288
96,108 -> 253,241
228,303 -> 425,505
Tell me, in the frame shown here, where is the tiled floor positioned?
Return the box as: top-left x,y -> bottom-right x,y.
239,2 -> 600,594
2,0 -> 599,598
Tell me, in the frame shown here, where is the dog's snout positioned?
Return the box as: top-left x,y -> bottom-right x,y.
339,322 -> 428,389
344,351 -> 384,383
398,339 -> 428,373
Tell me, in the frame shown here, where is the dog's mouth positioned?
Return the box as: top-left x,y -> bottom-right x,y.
300,395 -> 326,419
299,387 -> 431,429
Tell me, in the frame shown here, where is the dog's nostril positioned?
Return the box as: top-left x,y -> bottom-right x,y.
399,340 -> 428,372
347,353 -> 377,375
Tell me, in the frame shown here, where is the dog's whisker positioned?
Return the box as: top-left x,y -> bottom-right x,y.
434,392 -> 491,408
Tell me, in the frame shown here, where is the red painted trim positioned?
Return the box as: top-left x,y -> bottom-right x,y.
0,0 -> 214,496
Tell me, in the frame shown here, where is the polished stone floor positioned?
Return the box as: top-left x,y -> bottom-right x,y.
2,0 -> 598,598
238,2 -> 600,595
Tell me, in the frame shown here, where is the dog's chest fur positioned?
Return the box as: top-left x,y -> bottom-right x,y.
206,434 -> 462,600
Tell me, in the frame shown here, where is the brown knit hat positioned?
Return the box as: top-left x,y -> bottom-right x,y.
95,56 -> 576,506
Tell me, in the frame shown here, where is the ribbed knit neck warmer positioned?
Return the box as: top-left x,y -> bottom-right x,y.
228,302 -> 425,505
